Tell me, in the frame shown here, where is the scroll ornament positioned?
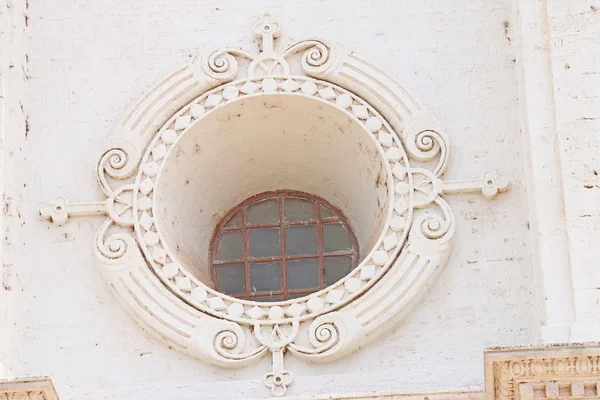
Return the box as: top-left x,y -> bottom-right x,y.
40,14 -> 508,396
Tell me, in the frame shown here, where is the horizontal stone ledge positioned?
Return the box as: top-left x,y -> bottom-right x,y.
274,387 -> 482,400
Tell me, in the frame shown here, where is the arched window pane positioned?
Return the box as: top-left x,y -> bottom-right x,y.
252,295 -> 284,302
285,225 -> 318,255
216,231 -> 244,261
287,258 -> 319,290
250,261 -> 282,292
323,223 -> 351,252
215,263 -> 245,294
324,256 -> 353,286
249,228 -> 280,258
284,198 -> 315,221
320,205 -> 335,219
224,210 -> 243,228
247,198 -> 279,224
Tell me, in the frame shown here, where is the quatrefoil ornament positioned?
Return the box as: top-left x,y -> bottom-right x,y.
254,13 -> 282,39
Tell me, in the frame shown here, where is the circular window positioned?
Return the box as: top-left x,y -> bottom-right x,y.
209,190 -> 359,302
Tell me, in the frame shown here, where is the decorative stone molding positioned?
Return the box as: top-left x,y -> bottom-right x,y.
277,388 -> 483,400
0,377 -> 59,400
40,14 -> 508,396
485,344 -> 600,400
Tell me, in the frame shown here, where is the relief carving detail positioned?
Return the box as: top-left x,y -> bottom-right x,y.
40,14 -> 508,396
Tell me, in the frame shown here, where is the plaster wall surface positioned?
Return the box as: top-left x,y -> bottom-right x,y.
3,0 -> 540,398
0,0 -> 28,379
545,0 -> 600,328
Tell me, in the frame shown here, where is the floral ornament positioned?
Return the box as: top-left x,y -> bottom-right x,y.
264,364 -> 293,397
39,197 -> 68,226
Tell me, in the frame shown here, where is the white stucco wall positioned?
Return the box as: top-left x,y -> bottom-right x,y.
546,0 -> 600,335
0,0 -> 28,379
508,0 -> 600,342
0,0 -> 557,398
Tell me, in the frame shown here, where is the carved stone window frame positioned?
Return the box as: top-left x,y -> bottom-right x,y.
40,14 -> 508,396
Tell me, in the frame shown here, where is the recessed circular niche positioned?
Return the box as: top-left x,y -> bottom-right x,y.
42,17 -> 490,394
154,92 -> 390,295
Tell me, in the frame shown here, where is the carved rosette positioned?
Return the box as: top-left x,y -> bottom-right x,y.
40,13 -> 508,397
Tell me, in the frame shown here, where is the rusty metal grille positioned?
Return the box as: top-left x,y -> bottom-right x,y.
209,190 -> 359,302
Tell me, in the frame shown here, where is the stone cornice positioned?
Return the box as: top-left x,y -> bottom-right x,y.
277,388 -> 483,400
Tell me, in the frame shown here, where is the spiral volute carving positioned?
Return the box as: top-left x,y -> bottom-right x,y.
287,313 -> 349,358
95,221 -> 137,264
297,40 -> 335,76
412,198 -> 455,242
203,49 -> 239,81
99,139 -> 139,180
402,117 -> 449,176
303,42 -> 329,67
419,214 -> 447,240
97,138 -> 140,198
214,329 -> 244,358
309,321 -> 339,351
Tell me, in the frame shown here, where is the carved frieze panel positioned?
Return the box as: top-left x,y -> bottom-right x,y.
0,377 -> 59,400
40,14 -> 508,396
485,345 -> 600,400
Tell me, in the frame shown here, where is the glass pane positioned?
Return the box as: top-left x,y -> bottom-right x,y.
284,198 -> 316,221
320,205 -> 335,219
286,225 -> 318,255
215,263 -> 245,294
223,211 -> 243,228
250,261 -> 283,292
251,295 -> 284,302
324,256 -> 353,286
216,231 -> 244,261
249,228 -> 280,258
286,258 -> 319,290
287,293 -> 308,300
247,198 -> 279,224
323,223 -> 351,252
